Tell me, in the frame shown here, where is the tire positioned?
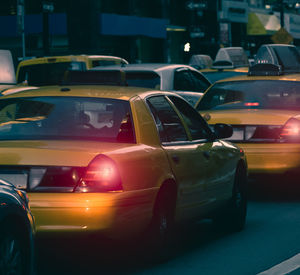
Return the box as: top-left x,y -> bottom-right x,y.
229,165 -> 248,231
214,164 -> 248,232
144,189 -> 176,262
0,225 -> 27,275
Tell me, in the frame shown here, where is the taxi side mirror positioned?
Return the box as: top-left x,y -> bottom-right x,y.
213,123 -> 233,139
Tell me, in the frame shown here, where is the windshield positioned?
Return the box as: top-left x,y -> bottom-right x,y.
0,96 -> 135,143
177,93 -> 202,107
197,80 -> 300,111
17,62 -> 86,86
125,71 -> 161,89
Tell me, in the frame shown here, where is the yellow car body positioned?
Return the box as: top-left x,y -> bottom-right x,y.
200,67 -> 248,83
0,85 -> 246,239
200,67 -> 249,74
196,73 -> 300,179
16,55 -> 129,86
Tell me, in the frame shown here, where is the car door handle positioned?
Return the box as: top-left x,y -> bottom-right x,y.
203,151 -> 210,160
171,155 -> 180,164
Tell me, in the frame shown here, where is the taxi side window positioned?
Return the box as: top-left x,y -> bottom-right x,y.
173,70 -> 194,91
189,70 -> 210,91
168,95 -> 212,140
174,69 -> 209,92
147,96 -> 188,143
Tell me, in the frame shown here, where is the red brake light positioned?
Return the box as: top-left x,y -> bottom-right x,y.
74,155 -> 122,192
244,102 -> 259,107
280,118 -> 300,140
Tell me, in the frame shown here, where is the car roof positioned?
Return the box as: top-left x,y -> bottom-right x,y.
0,84 -> 174,101
214,73 -> 300,83
93,63 -> 196,72
18,55 -> 127,66
201,67 -> 249,73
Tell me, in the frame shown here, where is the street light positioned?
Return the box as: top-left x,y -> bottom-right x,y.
42,1 -> 54,56
17,0 -> 25,58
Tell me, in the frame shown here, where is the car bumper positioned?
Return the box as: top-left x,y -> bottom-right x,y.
28,188 -> 158,239
237,143 -> 300,177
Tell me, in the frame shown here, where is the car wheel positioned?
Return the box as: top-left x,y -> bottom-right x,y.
145,189 -> 176,262
0,226 -> 25,275
214,165 -> 247,232
230,165 -> 248,231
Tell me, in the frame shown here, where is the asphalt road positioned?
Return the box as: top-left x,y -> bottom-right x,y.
35,184 -> 300,275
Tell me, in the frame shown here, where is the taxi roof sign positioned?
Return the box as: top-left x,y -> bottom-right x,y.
248,63 -> 282,76
214,47 -> 249,68
253,44 -> 300,74
0,50 -> 16,84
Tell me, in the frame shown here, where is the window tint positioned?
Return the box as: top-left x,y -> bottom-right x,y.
174,69 -> 210,92
126,71 -> 161,89
197,80 -> 300,111
0,97 -> 134,143
168,95 -> 212,140
17,62 -> 86,86
189,70 -> 210,91
147,96 -> 188,142
273,46 -> 300,71
173,70 -> 194,91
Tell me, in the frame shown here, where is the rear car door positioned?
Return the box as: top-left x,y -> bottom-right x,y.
146,95 -> 212,221
167,95 -> 234,209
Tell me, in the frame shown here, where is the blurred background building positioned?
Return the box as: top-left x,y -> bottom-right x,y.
0,0 -> 300,65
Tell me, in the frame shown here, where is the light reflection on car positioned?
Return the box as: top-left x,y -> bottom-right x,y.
0,179 -> 35,275
92,63 -> 211,94
196,44 -> 300,183
0,85 -> 247,257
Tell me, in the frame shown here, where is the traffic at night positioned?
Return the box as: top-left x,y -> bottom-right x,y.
1,1 -> 300,275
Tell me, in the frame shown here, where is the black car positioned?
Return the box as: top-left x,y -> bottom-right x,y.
0,179 -> 35,275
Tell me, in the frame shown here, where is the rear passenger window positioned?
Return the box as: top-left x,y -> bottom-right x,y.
174,69 -> 210,92
168,95 -> 212,140
189,70 -> 210,91
173,70 -> 194,91
147,96 -> 188,143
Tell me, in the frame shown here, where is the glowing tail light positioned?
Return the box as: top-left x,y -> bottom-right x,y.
244,102 -> 259,107
74,155 -> 122,192
280,118 -> 300,141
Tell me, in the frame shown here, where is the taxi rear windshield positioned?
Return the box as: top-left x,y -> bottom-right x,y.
125,71 -> 161,89
17,62 -> 86,86
197,80 -> 300,111
0,96 -> 135,143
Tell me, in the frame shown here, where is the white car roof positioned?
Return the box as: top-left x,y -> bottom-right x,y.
92,63 -> 205,90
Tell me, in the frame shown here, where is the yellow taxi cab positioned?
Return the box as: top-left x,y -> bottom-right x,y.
16,55 -> 129,86
0,81 -> 247,245
200,66 -> 248,84
195,44 -> 300,182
